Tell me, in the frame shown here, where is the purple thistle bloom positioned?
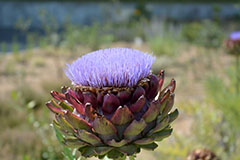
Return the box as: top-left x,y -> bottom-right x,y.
230,31 -> 240,41
47,48 -> 178,159
65,48 -> 155,88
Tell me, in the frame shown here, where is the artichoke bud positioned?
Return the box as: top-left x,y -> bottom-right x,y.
46,48 -> 179,159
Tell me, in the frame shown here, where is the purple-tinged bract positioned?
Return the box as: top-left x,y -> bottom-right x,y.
65,48 -> 155,88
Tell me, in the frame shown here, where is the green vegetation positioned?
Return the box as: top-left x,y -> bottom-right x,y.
181,20 -> 225,48
148,30 -> 181,57
205,69 -> 240,150
62,23 -> 114,51
0,86 -> 64,159
0,42 -> 7,54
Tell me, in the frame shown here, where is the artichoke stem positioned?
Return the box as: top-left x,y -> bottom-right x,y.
236,54 -> 240,95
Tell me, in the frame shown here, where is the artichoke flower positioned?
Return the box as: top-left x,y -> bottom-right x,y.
46,48 -> 179,159
226,31 -> 240,55
226,31 -> 240,94
186,149 -> 218,160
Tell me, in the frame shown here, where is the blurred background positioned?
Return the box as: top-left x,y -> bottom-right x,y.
0,0 -> 240,160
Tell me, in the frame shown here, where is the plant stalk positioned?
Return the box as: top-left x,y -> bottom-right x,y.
236,54 -> 240,94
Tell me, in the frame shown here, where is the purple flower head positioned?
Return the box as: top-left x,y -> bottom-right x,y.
230,31 -> 240,41
65,48 -> 155,88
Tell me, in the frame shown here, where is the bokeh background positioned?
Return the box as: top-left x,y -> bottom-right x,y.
0,0 -> 240,160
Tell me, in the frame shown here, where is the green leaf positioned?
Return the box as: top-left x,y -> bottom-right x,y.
107,149 -> 125,159
138,142 -> 158,151
118,144 -> 138,156
152,128 -> 173,141
53,124 -> 76,160
79,146 -> 96,158
129,155 -> 137,160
